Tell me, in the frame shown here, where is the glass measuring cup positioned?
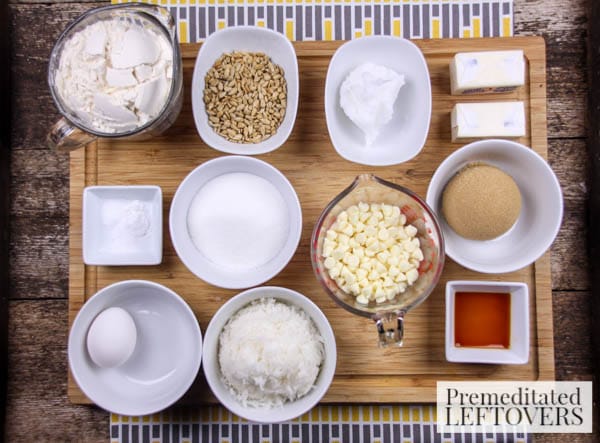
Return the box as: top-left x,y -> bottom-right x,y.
47,4 -> 183,151
311,174 -> 445,347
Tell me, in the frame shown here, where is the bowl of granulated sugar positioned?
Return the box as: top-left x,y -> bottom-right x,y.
169,155 -> 302,289
426,139 -> 563,274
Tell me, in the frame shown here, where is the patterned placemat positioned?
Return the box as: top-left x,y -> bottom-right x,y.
110,405 -> 531,443
113,0 -> 513,43
105,1 -> 515,441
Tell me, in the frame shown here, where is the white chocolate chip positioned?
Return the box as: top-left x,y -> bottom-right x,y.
322,201 -> 424,304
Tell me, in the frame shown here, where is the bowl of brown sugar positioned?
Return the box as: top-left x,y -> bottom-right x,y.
426,139 -> 563,274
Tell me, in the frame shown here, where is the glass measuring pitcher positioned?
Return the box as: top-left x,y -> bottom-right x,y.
47,4 -> 183,151
311,174 -> 445,347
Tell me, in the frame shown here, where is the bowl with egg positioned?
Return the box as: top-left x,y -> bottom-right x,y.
68,280 -> 203,415
169,155 -> 302,289
426,139 -> 563,274
311,174 -> 445,347
445,280 -> 529,364
191,26 -> 299,155
202,286 -> 337,423
324,36 -> 431,166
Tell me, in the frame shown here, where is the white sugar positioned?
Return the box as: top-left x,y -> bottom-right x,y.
187,172 -> 289,271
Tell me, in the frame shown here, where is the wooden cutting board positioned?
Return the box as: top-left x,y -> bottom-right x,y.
68,36 -> 554,404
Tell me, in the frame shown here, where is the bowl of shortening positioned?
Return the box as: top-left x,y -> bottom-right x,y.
324,36 -> 431,166
68,280 -> 203,415
425,139 -> 563,274
169,155 -> 302,289
202,286 -> 337,423
311,174 -> 445,347
191,26 -> 299,155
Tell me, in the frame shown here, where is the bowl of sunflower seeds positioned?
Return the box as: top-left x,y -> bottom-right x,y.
192,26 -> 299,155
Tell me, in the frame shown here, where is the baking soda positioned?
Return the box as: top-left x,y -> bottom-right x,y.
187,173 -> 289,271
101,199 -> 151,254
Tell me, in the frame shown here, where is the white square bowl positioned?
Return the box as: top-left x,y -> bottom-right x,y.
191,26 -> 299,155
445,280 -> 529,364
83,186 -> 163,266
324,36 -> 432,166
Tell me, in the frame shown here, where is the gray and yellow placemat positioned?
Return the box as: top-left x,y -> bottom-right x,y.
107,1 -> 514,441
113,0 -> 513,43
110,405 -> 530,443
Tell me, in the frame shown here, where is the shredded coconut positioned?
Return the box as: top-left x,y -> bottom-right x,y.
218,298 -> 325,408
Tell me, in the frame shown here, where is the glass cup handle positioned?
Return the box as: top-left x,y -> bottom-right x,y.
374,311 -> 405,347
47,118 -> 97,152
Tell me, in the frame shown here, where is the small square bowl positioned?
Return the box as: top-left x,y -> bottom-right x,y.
83,186 -> 162,266
324,36 -> 432,166
445,280 -> 529,364
191,26 -> 299,155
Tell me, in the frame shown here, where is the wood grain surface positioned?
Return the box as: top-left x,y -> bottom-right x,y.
5,0 -> 597,441
67,37 -> 554,405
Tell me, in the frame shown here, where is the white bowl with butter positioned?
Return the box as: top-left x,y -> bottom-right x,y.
325,36 -> 431,166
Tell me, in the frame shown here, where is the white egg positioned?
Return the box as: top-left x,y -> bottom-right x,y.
86,307 -> 137,368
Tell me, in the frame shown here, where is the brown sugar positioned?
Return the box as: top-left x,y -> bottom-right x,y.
442,163 -> 521,240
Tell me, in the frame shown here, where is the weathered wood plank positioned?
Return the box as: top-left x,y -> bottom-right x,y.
5,300 -> 108,442
586,0 -> 600,433
0,0 -> 10,435
514,1 -> 587,139
548,138 -> 589,291
9,217 -> 68,299
10,149 -> 69,218
551,291 -> 594,381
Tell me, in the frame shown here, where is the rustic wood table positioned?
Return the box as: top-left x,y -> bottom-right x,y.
5,0 -> 598,441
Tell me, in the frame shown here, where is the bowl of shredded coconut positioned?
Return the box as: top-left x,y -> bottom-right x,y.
202,286 -> 337,423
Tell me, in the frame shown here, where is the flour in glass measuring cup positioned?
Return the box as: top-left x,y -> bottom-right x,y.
187,173 -> 289,271
54,17 -> 173,133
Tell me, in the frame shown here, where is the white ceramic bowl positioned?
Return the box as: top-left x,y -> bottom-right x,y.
324,36 -> 431,166
83,185 -> 162,265
169,156 -> 302,289
445,280 -> 529,364
192,26 -> 299,155
68,280 -> 202,415
426,139 -> 563,274
202,286 -> 336,423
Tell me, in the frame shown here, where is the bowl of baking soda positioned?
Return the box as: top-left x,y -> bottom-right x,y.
169,156 -> 302,289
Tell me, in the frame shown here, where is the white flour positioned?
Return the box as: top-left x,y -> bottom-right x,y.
187,172 -> 289,271
55,18 -> 173,133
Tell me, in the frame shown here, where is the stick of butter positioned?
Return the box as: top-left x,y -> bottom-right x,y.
451,102 -> 526,141
450,50 -> 525,95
